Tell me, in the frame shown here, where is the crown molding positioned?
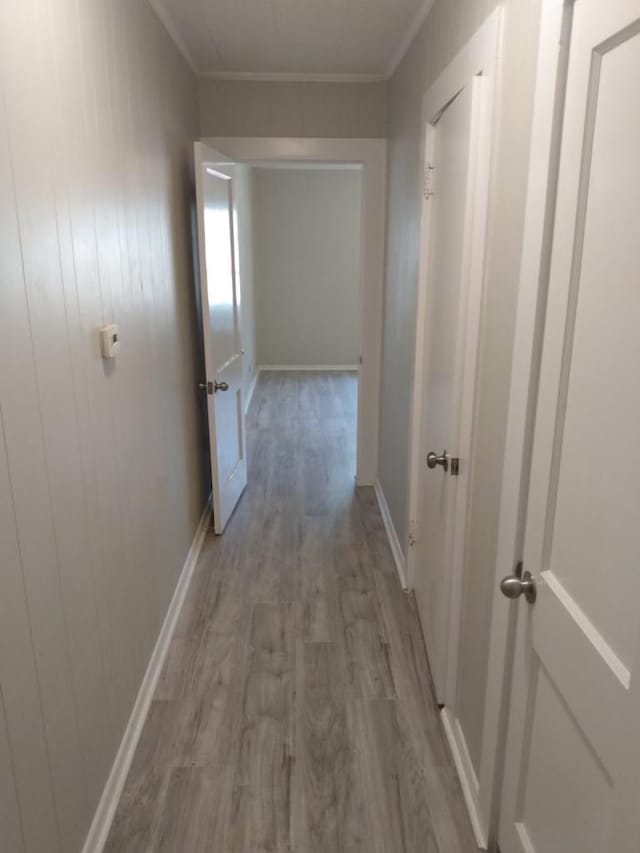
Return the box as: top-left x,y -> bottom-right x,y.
148,0 -> 200,74
199,70 -> 388,83
385,0 -> 435,78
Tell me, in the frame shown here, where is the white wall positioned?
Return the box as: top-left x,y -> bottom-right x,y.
199,78 -> 388,138
253,168 -> 362,367
379,0 -> 542,780
0,1 -> 202,851
234,164 -> 258,402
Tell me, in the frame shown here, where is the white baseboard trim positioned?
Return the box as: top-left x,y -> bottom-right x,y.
245,371 -> 259,413
258,364 -> 360,372
374,479 -> 408,590
441,708 -> 488,850
82,497 -> 212,853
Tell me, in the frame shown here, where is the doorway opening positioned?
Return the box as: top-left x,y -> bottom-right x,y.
195,138 -> 387,533
240,162 -> 364,486
203,137 -> 386,489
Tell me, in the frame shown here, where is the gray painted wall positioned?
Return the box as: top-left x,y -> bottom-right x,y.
199,78 -> 388,138
253,168 -> 362,366
378,0 -> 542,775
0,1 -> 202,850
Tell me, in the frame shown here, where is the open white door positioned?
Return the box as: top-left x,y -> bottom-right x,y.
498,2 -> 640,851
413,82 -> 478,702
194,142 -> 247,534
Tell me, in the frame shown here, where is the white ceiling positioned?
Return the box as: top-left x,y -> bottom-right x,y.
150,0 -> 433,79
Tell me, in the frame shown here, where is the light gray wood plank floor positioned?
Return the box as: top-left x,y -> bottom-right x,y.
106,371 -> 477,853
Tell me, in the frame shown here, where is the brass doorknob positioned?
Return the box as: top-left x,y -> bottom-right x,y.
427,450 -> 449,472
500,570 -> 537,604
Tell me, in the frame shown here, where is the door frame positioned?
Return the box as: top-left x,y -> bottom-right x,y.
201,137 -> 387,488
479,0 -> 573,847
405,10 -> 501,845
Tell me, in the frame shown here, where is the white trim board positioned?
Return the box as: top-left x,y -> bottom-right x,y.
200,71 -> 387,83
81,498 -> 212,853
258,365 -> 359,372
244,370 -> 259,414
374,480 -> 408,590
206,138 -> 387,488
441,709 -> 486,849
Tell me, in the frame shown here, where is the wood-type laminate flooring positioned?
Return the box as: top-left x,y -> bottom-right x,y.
106,371 -> 477,853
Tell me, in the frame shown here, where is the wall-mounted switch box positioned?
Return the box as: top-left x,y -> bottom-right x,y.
99,324 -> 120,359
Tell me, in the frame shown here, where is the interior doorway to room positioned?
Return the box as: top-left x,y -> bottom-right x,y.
246,163 -> 363,493
204,138 -> 386,489
195,140 -> 385,533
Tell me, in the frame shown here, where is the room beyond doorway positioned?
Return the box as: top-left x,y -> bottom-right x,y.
252,165 -> 362,373
249,164 -> 363,481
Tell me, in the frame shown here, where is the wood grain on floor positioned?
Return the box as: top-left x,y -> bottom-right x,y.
105,371 -> 477,853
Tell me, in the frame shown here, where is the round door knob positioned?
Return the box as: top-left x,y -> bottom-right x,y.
426,450 -> 449,472
500,570 -> 537,604
214,381 -> 229,393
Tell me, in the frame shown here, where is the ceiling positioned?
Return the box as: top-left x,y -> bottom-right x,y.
150,0 -> 433,79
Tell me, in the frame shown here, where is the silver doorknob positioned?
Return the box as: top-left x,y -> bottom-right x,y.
427,450 -> 449,472
198,380 -> 229,394
500,570 -> 537,604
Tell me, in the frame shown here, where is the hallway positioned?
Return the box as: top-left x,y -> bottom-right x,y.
105,371 -> 476,852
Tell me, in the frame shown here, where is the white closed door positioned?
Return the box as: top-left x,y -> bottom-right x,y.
195,142 -> 247,534
499,3 -> 640,851
414,83 -> 476,699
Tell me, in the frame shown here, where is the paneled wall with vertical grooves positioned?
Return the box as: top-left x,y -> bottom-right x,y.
0,1 -> 203,850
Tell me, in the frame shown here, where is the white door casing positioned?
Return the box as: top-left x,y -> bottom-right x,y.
194,142 -> 247,534
406,11 -> 501,846
498,2 -> 640,851
203,137 -> 387,489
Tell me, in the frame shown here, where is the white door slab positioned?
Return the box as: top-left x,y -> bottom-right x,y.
499,3 -> 640,851
413,83 -> 475,701
194,142 -> 247,533
407,14 -> 502,844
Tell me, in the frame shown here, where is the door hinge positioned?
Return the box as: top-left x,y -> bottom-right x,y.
408,519 -> 417,547
424,164 -> 435,200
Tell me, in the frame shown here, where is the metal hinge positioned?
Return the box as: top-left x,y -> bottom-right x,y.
424,164 -> 435,200
408,519 -> 417,547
